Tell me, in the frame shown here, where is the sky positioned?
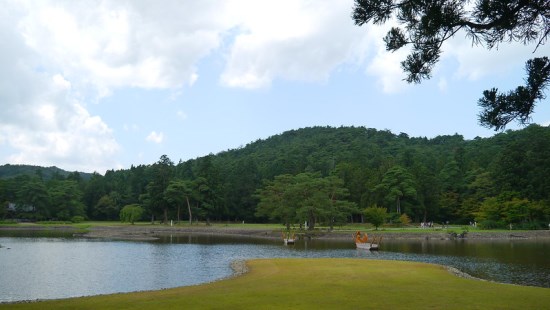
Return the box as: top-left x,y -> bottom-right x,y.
1,0 -> 549,174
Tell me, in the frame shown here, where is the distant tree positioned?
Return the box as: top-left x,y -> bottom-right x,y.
292,173 -> 328,230
352,0 -> 550,130
94,192 -> 120,220
164,179 -> 194,224
324,175 -> 360,230
473,191 -> 545,228
83,172 -> 106,219
193,176 -> 219,224
375,165 -> 417,214
146,155 -> 174,224
17,177 -> 50,219
48,180 -> 86,220
0,180 -> 6,219
120,204 -> 144,224
256,174 -> 297,230
399,213 -> 412,226
363,205 -> 388,230
256,173 -> 356,230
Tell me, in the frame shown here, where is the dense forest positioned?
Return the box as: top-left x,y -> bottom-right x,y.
1,125 -> 549,229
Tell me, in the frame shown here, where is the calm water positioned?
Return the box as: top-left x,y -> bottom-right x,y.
0,232 -> 549,302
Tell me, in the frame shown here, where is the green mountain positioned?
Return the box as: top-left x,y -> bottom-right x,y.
0,164 -> 92,181
2,125 -> 549,228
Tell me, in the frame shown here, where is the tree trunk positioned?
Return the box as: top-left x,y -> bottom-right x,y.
163,208 -> 168,224
396,197 -> 401,214
186,196 -> 192,225
177,205 -> 180,224
423,209 -> 427,223
308,211 -> 316,230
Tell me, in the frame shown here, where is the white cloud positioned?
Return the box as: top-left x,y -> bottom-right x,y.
176,110 -> 188,121
445,36 -> 548,81
146,131 -> 164,144
10,0 -> 378,93
359,13 -> 550,93
220,0 -> 372,89
0,5 -> 119,173
16,0 -> 230,97
6,0 -> 542,172
366,46 -> 410,93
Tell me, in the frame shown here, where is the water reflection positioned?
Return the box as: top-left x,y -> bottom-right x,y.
0,233 -> 548,303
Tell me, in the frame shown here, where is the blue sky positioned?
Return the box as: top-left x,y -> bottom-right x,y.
1,1 -> 549,173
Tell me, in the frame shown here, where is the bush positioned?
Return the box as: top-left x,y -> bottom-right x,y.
36,221 -> 71,225
0,220 -> 18,225
71,216 -> 85,223
120,204 -> 144,224
399,213 -> 412,226
478,220 -> 506,229
514,221 -> 547,230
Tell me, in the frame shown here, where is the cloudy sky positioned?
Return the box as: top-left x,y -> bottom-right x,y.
1,0 -> 549,173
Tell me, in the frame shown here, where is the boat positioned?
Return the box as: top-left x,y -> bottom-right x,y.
354,231 -> 381,250
282,232 -> 296,245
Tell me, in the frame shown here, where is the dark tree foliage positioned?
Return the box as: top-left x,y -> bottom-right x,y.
478,57 -> 550,130
1,125 -> 549,228
352,0 -> 550,130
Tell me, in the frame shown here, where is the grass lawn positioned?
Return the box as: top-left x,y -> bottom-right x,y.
2,258 -> 548,310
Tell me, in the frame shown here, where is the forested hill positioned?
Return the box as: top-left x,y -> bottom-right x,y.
0,164 -> 92,181
1,125 -> 549,229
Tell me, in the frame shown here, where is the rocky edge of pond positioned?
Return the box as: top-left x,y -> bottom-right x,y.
72,225 -> 550,241
2,224 -> 549,241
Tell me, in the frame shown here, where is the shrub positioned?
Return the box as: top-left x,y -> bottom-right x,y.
71,216 -> 85,223
120,204 -> 144,224
514,221 -> 546,230
478,220 -> 506,229
399,213 -> 412,226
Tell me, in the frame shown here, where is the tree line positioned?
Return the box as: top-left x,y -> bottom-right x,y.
1,125 -> 549,229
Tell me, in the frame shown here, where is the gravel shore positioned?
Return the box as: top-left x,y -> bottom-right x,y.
77,225 -> 550,241
2,224 -> 549,241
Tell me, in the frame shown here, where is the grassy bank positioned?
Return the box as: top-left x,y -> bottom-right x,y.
2,258 -> 548,309
2,222 -> 549,241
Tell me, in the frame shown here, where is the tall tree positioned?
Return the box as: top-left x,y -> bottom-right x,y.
363,205 -> 388,230
17,177 -> 50,219
146,155 -> 174,224
375,165 -> 417,214
94,192 -> 121,220
256,173 -> 356,230
164,179 -> 194,224
83,172 -> 106,219
255,174 -> 297,230
324,175 -> 360,230
352,0 -> 550,130
48,180 -> 86,220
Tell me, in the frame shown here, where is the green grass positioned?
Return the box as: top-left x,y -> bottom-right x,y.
0,221 -> 538,235
2,258 -> 548,309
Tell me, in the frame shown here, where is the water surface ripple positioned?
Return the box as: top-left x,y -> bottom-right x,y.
0,234 -> 548,302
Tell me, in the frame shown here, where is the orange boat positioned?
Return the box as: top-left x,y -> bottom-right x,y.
354,231 -> 381,250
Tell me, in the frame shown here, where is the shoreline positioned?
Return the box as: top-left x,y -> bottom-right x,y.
1,223 -> 549,241
1,225 -> 549,306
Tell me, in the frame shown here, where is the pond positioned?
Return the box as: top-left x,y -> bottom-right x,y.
0,231 -> 549,303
